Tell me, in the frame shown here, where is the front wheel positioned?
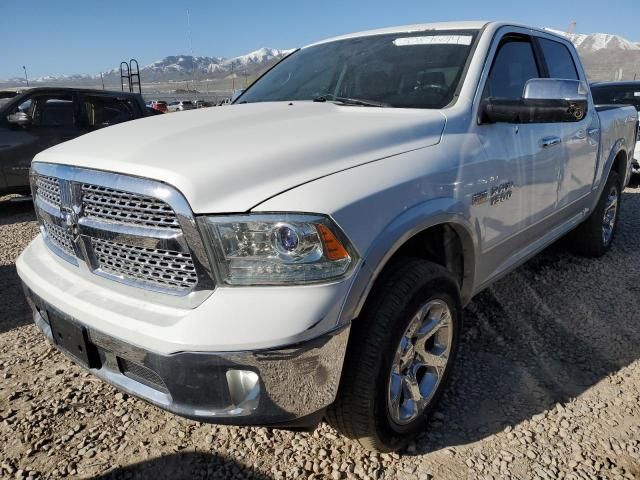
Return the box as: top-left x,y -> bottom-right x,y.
327,258 -> 462,452
569,170 -> 621,257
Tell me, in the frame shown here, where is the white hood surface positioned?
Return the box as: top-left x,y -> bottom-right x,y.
36,102 -> 446,213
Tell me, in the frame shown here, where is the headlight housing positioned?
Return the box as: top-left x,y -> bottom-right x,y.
199,214 -> 357,285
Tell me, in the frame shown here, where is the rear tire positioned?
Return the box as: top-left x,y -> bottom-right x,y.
569,170 -> 621,257
327,258 -> 462,452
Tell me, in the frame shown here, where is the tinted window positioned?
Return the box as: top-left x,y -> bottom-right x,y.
591,84 -> 640,111
538,38 -> 578,80
83,96 -> 137,128
32,96 -> 75,127
239,31 -> 478,109
485,39 -> 540,99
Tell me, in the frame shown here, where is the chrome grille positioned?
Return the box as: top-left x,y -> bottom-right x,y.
91,238 -> 198,291
43,220 -> 74,257
81,184 -> 180,230
32,165 -> 213,298
35,175 -> 61,207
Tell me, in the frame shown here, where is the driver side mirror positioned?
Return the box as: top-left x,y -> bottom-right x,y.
6,111 -> 32,127
479,78 -> 589,124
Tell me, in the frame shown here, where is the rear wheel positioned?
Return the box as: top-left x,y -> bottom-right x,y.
570,170 -> 621,257
327,258 -> 462,452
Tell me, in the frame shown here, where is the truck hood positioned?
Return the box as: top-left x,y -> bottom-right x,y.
36,101 -> 446,213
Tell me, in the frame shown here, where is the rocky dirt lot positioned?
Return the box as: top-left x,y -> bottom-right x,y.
1,188 -> 640,480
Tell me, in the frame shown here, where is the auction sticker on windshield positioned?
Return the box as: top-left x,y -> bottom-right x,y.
393,35 -> 473,46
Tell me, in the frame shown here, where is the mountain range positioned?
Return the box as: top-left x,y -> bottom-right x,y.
544,29 -> 640,81
1,28 -> 639,89
0,47 -> 295,89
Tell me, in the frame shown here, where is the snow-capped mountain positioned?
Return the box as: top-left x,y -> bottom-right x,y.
143,48 -> 293,74
545,28 -> 640,52
0,48 -> 294,88
544,28 -> 640,81
2,27 -> 639,88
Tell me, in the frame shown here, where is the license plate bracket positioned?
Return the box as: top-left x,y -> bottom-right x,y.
48,312 -> 100,369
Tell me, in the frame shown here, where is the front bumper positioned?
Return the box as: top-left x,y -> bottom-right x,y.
24,285 -> 350,427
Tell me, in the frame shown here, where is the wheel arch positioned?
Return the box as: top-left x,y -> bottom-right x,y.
604,139 -> 630,188
339,204 -> 478,325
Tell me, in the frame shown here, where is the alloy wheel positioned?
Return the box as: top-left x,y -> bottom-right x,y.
602,185 -> 618,246
387,299 -> 453,425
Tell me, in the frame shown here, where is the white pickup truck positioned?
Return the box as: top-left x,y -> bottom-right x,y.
17,21 -> 638,452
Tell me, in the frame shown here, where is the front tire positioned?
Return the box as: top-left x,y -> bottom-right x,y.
327,258 -> 462,452
570,170 -> 621,257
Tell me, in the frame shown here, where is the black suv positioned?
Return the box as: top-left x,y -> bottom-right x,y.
0,87 -> 151,196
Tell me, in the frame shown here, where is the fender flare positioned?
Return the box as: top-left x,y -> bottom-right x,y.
592,138 -> 628,210
337,197 -> 478,325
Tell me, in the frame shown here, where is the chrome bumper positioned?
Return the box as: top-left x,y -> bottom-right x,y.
24,285 -> 350,427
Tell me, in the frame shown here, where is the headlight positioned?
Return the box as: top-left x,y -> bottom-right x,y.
198,214 -> 357,285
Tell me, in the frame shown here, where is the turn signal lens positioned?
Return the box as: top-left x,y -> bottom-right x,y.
317,224 -> 349,260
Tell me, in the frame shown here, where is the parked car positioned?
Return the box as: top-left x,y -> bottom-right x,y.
148,100 -> 168,113
591,81 -> 640,174
18,22 -> 637,452
0,87 -> 150,196
195,100 -> 213,109
167,100 -> 195,112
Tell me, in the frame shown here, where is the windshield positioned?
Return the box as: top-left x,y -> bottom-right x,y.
591,84 -> 640,112
238,30 -> 478,109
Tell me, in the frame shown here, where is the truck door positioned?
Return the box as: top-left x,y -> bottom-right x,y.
0,96 -> 39,193
536,36 -> 600,208
474,34 -> 562,253
1,93 -> 83,189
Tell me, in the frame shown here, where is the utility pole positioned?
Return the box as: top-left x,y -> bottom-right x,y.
22,66 -> 29,87
231,60 -> 235,92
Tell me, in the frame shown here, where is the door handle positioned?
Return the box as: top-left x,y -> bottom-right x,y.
540,136 -> 561,148
587,128 -> 600,146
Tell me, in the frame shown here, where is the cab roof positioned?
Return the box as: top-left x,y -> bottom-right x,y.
8,86 -> 142,98
306,21 -> 571,48
307,21 -> 489,47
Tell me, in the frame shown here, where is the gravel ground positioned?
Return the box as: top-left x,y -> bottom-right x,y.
1,188 -> 640,480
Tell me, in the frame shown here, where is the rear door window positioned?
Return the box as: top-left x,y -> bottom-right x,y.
31,95 -> 75,127
538,38 -> 579,80
83,96 -> 137,128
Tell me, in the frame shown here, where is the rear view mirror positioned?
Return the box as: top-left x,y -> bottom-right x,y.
523,78 -> 588,101
480,79 -> 589,124
7,111 -> 32,127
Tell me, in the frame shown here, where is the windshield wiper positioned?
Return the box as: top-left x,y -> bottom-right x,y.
313,95 -> 390,108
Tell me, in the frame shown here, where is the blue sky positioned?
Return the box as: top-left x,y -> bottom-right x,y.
1,0 -> 638,79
